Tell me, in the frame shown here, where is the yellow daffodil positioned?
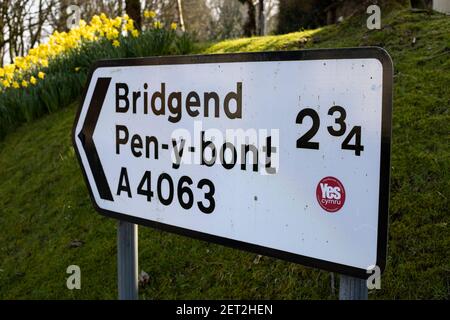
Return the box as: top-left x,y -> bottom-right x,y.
154,21 -> 162,29
112,17 -> 122,28
1,13 -> 147,89
12,81 -> 20,89
106,28 -> 119,40
170,22 -> 177,30
30,55 -> 38,64
91,15 -> 101,26
125,19 -> 135,31
144,10 -> 156,19
4,64 -> 15,74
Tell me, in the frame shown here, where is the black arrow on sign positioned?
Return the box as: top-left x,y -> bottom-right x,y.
78,77 -> 114,201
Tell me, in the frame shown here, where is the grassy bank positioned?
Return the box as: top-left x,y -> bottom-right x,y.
0,9 -> 449,299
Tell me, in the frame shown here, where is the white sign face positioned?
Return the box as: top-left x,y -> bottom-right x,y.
73,49 -> 392,278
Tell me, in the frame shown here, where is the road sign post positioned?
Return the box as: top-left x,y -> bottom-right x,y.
339,274 -> 368,300
117,221 -> 138,300
73,48 -> 393,295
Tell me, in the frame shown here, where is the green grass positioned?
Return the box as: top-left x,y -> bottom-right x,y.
0,9 -> 449,299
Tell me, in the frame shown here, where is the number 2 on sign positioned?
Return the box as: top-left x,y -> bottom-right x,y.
295,106 -> 364,156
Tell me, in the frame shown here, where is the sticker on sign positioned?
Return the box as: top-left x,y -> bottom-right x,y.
73,48 -> 393,279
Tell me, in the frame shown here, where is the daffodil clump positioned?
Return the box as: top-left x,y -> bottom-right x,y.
0,11 -> 193,139
0,13 -> 138,91
143,10 -> 178,31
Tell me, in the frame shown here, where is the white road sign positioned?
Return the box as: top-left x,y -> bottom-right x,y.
73,48 -> 393,278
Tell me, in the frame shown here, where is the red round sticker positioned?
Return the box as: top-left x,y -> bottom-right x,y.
316,177 -> 346,213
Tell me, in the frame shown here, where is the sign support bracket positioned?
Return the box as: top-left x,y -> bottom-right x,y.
117,221 -> 139,300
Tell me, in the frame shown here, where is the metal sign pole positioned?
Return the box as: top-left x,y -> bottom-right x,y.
117,221 -> 138,300
339,275 -> 368,300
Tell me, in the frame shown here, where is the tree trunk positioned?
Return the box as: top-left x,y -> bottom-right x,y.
118,0 -> 123,17
176,0 -> 186,32
125,0 -> 141,30
410,0 -> 428,9
258,0 -> 265,36
241,0 -> 256,37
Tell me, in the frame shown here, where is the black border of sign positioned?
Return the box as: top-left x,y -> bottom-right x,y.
72,47 -> 393,280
